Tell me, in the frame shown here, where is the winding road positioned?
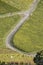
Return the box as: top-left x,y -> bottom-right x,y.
4,0 -> 40,56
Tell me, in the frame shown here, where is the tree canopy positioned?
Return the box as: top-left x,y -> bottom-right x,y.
33,50 -> 43,65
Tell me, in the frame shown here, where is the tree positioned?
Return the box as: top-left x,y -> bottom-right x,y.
33,50 -> 43,65
1,62 -> 5,65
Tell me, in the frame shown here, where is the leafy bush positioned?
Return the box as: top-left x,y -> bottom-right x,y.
34,50 -> 43,65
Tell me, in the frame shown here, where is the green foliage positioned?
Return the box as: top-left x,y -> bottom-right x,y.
34,50 -> 43,65
13,0 -> 43,53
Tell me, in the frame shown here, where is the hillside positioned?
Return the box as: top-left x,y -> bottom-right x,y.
0,1 -> 19,14
0,0 -> 34,63
1,0 -> 33,11
13,0 -> 43,53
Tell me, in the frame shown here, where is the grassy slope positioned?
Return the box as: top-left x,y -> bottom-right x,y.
0,15 -> 34,63
13,0 -> 43,53
0,0 -> 34,62
0,15 -> 21,49
0,15 -> 29,62
2,0 -> 33,11
0,1 -> 19,14
0,16 -> 34,63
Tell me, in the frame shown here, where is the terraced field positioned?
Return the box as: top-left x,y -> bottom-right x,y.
2,0 -> 33,11
13,0 -> 43,53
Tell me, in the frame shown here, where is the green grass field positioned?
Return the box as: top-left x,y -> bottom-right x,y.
0,0 -> 37,63
2,0 -> 33,11
0,15 -> 21,49
13,0 -> 43,53
0,1 -> 19,14
0,15 -> 29,62
0,15 -> 34,63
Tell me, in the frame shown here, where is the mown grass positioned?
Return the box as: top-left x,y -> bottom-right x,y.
13,0 -> 43,53
2,0 -> 33,11
0,1 -> 19,14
